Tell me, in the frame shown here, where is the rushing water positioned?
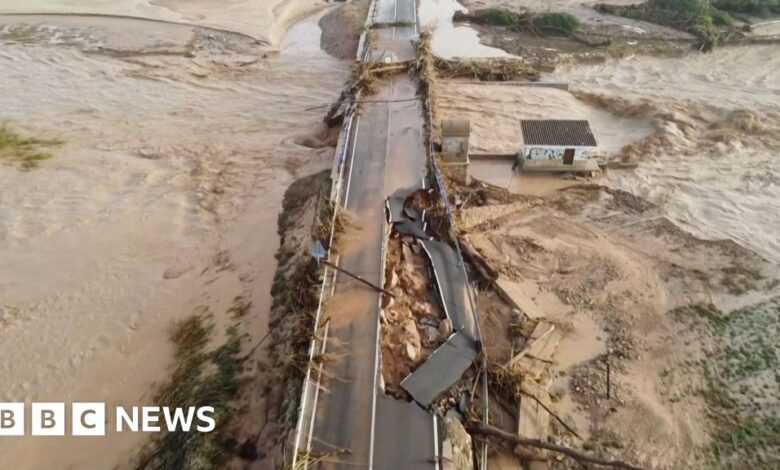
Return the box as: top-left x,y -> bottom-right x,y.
0,7 -> 345,468
552,46 -> 780,263
422,0 -> 780,263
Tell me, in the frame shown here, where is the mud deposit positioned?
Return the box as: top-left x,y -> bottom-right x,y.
0,9 -> 345,469
454,182 -> 778,468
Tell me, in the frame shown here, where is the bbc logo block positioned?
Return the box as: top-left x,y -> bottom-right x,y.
0,403 -> 24,436
0,403 -> 215,436
1,403 -> 105,436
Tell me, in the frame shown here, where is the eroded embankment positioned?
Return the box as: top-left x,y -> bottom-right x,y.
250,170 -> 333,465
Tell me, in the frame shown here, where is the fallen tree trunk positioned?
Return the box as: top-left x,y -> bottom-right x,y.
464,421 -> 650,470
457,236 -> 498,281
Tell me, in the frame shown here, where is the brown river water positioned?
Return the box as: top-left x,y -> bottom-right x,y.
551,46 -> 780,263
424,0 -> 780,263
0,6 -> 345,469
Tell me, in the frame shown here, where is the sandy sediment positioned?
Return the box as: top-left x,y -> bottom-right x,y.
319,0 -> 370,60
451,179 -> 778,468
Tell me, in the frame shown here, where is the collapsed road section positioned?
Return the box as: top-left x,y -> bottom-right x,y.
384,196 -> 481,407
291,0 -> 485,468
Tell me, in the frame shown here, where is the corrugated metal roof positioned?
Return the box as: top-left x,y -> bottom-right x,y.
521,120 -> 597,147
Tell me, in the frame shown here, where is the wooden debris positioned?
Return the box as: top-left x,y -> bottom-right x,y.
465,421 -> 651,470
494,278 -> 545,320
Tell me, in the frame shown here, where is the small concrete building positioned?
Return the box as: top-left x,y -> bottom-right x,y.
440,119 -> 471,182
519,119 -> 599,172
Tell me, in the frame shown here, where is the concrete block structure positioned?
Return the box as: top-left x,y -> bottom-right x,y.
520,119 -> 599,172
440,119 -> 471,182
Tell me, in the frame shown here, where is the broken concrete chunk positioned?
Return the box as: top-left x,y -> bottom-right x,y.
419,314 -> 440,328
421,325 -> 440,348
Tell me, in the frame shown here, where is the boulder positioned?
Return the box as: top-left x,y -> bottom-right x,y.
421,325 -> 440,348
443,417 -> 472,470
412,301 -> 434,317
438,318 -> 453,338
388,269 -> 399,289
401,243 -> 414,264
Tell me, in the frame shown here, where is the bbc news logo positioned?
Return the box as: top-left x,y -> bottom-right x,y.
0,403 -> 215,436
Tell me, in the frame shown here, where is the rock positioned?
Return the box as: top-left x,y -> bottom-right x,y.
400,265 -> 426,294
388,269 -> 399,289
510,308 -> 524,323
405,341 -> 419,361
402,243 -> 414,264
421,325 -> 440,347
412,301 -> 434,317
443,417 -> 472,470
395,317 -> 422,361
439,318 -> 453,338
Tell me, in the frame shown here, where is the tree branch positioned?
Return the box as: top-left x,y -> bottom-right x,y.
465,421 -> 650,470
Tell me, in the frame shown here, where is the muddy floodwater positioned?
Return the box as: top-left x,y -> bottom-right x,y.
419,0 -> 511,58
0,0 -> 324,45
0,6 -> 345,469
552,45 -> 780,263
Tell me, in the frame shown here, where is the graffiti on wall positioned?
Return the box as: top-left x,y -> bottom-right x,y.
527,147 -> 564,160
524,146 -> 590,161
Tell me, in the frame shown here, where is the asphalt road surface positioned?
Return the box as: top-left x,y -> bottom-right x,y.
305,1 -> 439,467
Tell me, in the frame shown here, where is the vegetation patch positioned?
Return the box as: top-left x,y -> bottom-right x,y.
672,297 -> 780,468
135,312 -> 248,470
0,125 -> 62,170
713,0 -> 780,15
457,8 -> 581,36
594,0 -> 741,50
473,7 -> 522,26
532,12 -> 581,35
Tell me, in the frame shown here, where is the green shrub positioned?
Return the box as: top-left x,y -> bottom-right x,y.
0,125 -> 61,170
709,7 -> 734,25
477,7 -> 521,26
532,12 -> 581,34
652,0 -> 710,16
712,0 -> 780,15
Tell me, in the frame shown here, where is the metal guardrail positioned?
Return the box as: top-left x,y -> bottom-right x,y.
290,100 -> 357,468
425,98 -> 490,470
291,0 -> 380,466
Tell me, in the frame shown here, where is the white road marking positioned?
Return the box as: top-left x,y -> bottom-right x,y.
369,78 -> 395,470
306,320 -> 331,454
342,115 -> 362,210
433,414 -> 440,470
